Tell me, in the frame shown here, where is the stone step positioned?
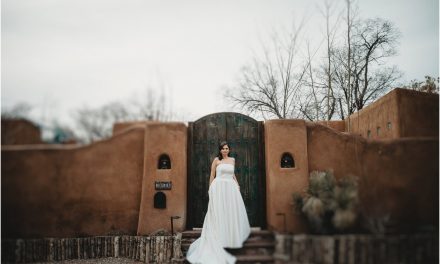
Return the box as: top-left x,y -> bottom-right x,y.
181,230 -> 275,263
225,239 -> 275,256
181,229 -> 274,239
182,239 -> 275,249
182,254 -> 274,264
181,232 -> 275,251
182,239 -> 275,248
236,254 -> 275,263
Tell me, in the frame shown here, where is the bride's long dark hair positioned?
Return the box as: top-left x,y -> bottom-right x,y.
217,141 -> 229,160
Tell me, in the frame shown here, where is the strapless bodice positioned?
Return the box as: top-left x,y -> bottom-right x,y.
216,163 -> 234,179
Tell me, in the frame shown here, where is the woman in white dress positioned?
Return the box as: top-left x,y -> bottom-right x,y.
186,141 -> 251,264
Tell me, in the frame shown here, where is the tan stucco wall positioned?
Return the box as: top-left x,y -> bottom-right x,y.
113,121 -> 149,135
2,101 -> 437,239
347,89 -> 400,139
315,120 -> 345,132
346,88 -> 438,139
2,127 -> 145,238
264,120 -> 309,233
137,122 -> 187,235
1,118 -> 42,145
396,89 -> 439,137
307,123 -> 438,232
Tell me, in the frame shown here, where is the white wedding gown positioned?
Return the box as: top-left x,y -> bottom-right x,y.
186,163 -> 251,264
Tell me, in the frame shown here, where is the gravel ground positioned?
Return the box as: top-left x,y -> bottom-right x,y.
33,258 -> 145,264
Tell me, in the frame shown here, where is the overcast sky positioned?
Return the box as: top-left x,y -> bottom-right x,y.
2,0 -> 439,128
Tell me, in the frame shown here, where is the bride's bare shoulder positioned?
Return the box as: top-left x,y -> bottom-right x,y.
212,157 -> 220,165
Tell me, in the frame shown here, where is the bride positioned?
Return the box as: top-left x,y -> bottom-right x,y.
186,141 -> 251,264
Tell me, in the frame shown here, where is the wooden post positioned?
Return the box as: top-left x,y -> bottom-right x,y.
17,239 -> 23,263
274,233 -> 290,262
48,238 -> 54,262
347,235 -> 355,264
140,237 -> 145,261
145,237 -> 150,264
172,233 -> 183,262
114,236 -> 119,258
321,236 -> 334,264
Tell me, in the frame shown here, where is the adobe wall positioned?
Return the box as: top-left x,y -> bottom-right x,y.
306,123 -> 438,232
396,88 -> 439,137
1,118 -> 42,145
113,121 -> 149,135
1,127 -> 145,238
346,88 -> 439,139
347,89 -> 400,139
137,122 -> 187,235
315,120 -> 345,132
264,120 -> 309,233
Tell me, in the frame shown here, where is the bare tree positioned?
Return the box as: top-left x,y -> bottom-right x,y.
300,0 -> 341,121
1,102 -> 33,119
354,18 -> 401,108
332,16 -> 401,120
226,21 -> 309,119
402,75 -> 439,94
346,0 -> 354,128
322,0 -> 341,121
298,41 -> 325,121
74,102 -> 128,142
227,0 -> 401,122
130,85 -> 173,121
74,87 -> 174,143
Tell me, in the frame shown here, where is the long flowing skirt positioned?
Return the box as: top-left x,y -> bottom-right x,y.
186,177 -> 251,264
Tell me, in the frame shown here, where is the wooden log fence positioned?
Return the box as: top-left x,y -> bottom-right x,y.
3,233 -> 437,263
1,234 -> 183,263
274,233 -> 438,264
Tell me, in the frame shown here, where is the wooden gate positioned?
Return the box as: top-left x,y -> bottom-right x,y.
187,112 -> 266,228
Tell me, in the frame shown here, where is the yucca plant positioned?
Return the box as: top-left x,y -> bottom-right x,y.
332,177 -> 358,230
293,170 -> 358,234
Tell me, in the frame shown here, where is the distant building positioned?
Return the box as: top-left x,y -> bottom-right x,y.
1,118 -> 77,145
1,118 -> 42,145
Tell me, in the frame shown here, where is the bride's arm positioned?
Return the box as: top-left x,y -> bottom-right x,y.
209,158 -> 218,186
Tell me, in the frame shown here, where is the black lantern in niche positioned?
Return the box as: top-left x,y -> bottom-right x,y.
154,192 -> 166,209
281,153 -> 295,168
158,154 -> 171,169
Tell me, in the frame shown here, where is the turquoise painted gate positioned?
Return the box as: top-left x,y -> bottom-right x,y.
187,112 -> 266,228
